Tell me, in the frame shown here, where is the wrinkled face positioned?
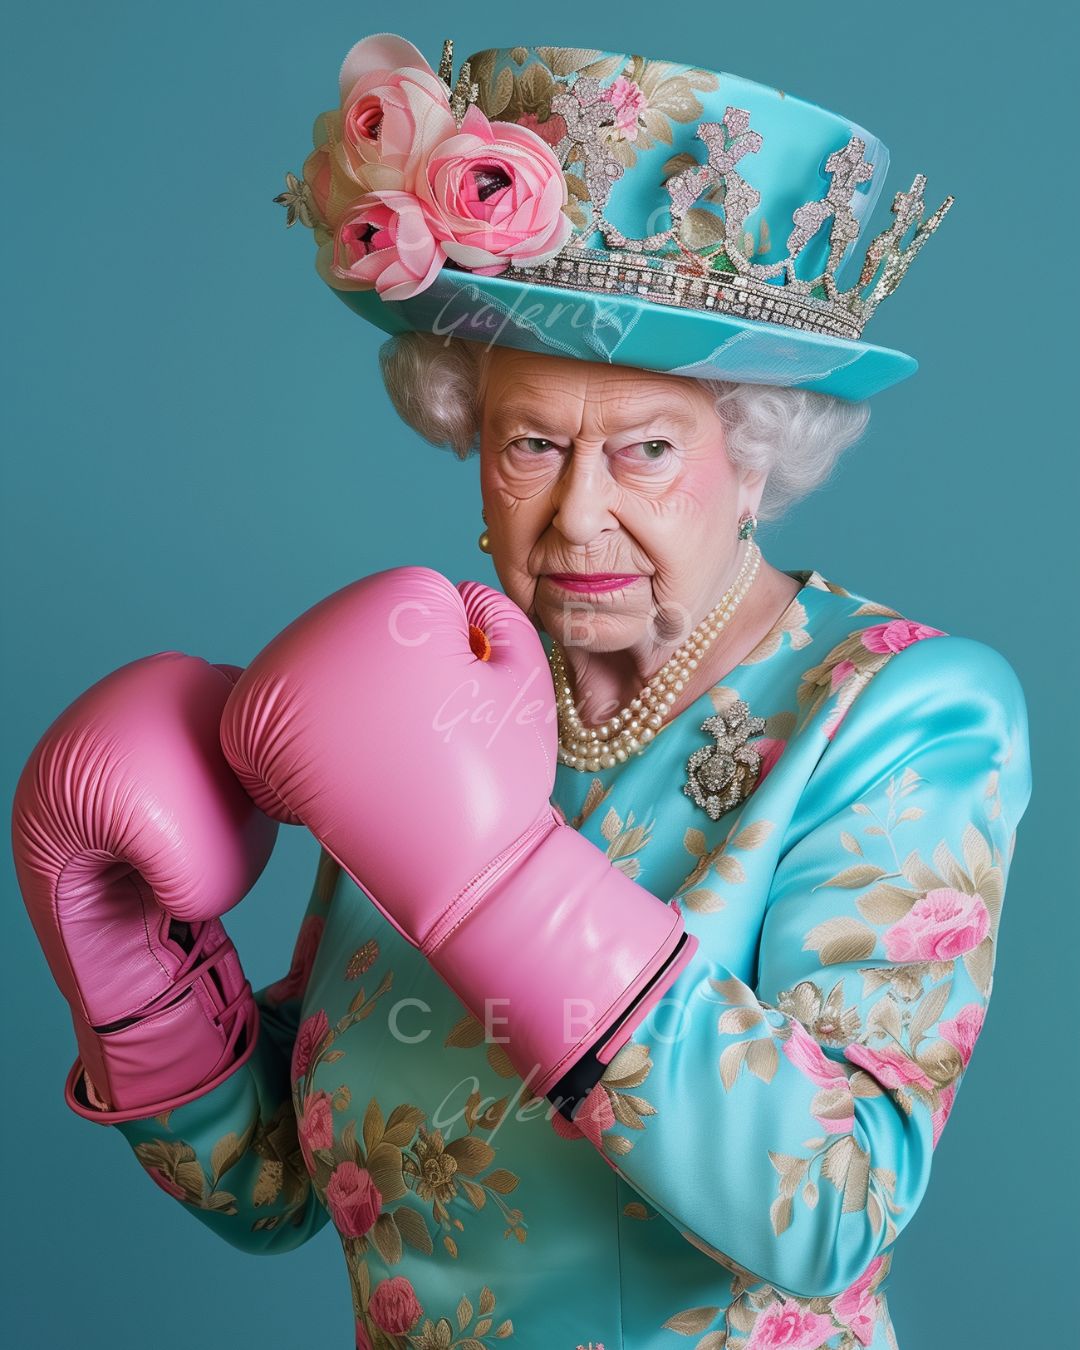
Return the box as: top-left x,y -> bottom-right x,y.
478,346 -> 765,655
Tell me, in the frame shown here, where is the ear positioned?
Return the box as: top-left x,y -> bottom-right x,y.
738,465 -> 769,516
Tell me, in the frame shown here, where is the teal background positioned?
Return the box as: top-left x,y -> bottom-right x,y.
2,3 -> 1074,1345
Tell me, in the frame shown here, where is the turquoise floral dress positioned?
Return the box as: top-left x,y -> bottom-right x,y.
92,569 -> 1031,1350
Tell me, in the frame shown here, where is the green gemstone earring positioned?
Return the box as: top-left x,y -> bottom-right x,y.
737,511 -> 758,541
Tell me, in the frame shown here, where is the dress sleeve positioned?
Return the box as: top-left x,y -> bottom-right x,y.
555,633 -> 1032,1299
83,847 -> 339,1254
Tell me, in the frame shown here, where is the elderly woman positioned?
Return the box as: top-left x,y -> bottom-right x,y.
12,33 -> 1031,1350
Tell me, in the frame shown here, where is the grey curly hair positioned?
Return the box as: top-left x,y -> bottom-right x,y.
377,331 -> 870,521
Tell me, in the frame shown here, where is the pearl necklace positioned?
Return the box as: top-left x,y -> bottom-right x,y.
548,539 -> 762,770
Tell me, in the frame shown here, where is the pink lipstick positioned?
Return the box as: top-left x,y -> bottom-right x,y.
544,573 -> 641,594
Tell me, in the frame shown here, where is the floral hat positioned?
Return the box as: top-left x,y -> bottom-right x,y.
275,33 -> 953,400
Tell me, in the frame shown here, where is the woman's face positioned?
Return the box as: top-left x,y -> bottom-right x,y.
478,346 -> 766,656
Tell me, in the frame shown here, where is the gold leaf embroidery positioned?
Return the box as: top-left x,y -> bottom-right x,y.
445,1012 -> 485,1050
662,1306 -> 721,1335
803,915 -> 877,964
393,1204 -> 433,1255
683,886 -> 726,913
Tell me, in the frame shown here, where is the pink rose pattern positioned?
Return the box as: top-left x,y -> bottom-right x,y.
282,956 -> 520,1342
368,1275 -> 424,1334
814,616 -> 946,740
831,1256 -> 887,1346
663,1252 -> 889,1348
326,1161 -> 383,1237
860,619 -> 947,655
745,1298 -> 836,1349
298,1090 -> 334,1174
599,75 -> 648,140
882,888 -> 991,963
782,1020 -> 855,1135
844,1044 -> 936,1093
291,1008 -> 329,1082
939,1003 -> 985,1067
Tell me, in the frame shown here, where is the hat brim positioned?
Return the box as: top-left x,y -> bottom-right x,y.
330,265 -> 916,401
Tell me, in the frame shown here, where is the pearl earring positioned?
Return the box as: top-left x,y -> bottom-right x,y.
737,511 -> 758,541
478,508 -> 491,554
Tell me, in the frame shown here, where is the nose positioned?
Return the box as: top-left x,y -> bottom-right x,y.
550,448 -> 618,547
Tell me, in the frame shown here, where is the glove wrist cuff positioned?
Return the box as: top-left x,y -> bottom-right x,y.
65,994 -> 261,1124
67,927 -> 260,1123
431,808 -> 698,1099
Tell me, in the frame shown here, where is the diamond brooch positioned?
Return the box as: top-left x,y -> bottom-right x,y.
684,699 -> 767,819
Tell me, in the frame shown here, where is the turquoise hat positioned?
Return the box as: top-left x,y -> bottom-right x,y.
276,35 -> 952,401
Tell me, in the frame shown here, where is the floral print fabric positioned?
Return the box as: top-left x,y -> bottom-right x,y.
109,570 -> 1031,1349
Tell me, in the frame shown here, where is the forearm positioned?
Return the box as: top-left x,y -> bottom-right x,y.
73,849 -> 339,1255
103,984 -> 330,1255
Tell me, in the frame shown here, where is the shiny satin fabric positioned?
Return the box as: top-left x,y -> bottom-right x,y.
107,569 -> 1030,1349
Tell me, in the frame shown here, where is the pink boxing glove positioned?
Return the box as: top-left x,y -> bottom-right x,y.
11,653 -> 278,1123
221,566 -> 697,1106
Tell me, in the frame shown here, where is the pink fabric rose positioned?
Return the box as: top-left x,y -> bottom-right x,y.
939,1003 -> 985,1067
882,888 -> 991,963
832,1255 -> 885,1346
745,1298 -> 836,1349
844,1043 -> 935,1092
354,1319 -> 373,1350
298,1090 -> 334,1174
340,69 -> 456,189
416,103 -> 573,274
323,191 -> 446,300
326,1161 -> 383,1238
755,736 -> 787,783
306,36 -> 576,299
600,76 -> 647,140
264,914 -> 326,1004
331,35 -> 453,188
860,619 -> 945,655
292,1008 -> 329,1082
368,1276 -> 424,1335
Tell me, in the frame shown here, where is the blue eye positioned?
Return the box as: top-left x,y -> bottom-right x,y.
512,437 -> 556,453
638,439 -> 671,459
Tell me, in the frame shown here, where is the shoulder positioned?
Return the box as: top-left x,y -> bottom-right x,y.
807,626 -> 1031,837
789,569 -> 1027,780
830,628 -> 1027,742
794,571 -> 1026,737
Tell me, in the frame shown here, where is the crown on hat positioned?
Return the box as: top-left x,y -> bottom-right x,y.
276,36 -> 952,344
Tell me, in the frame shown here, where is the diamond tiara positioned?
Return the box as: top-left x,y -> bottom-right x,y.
438,39 -> 953,342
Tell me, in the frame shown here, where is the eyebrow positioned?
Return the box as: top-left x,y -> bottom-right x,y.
488,403 -> 702,440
